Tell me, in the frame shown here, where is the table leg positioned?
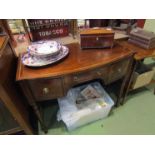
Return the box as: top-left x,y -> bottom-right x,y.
116,57 -> 134,106
121,60 -> 138,104
31,102 -> 48,134
19,81 -> 48,134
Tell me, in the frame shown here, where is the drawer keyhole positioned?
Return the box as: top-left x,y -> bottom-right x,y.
74,76 -> 78,81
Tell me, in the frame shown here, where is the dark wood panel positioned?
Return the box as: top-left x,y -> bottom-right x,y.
107,58 -> 130,84
63,69 -> 98,92
80,35 -> 114,49
0,101 -> 22,135
0,35 -> 33,134
88,19 -> 109,27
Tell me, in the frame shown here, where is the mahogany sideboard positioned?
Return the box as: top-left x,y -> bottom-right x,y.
16,43 -> 135,133
0,35 -> 33,134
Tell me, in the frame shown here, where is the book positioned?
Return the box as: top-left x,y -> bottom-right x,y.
130,28 -> 155,41
128,39 -> 150,49
129,35 -> 150,44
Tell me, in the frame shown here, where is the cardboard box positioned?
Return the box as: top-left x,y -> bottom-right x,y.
132,70 -> 155,89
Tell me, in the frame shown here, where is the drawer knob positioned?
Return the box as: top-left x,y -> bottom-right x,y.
118,68 -> 122,73
97,71 -> 102,76
43,87 -> 49,94
96,37 -> 99,41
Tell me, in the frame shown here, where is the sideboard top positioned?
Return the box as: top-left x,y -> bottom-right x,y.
117,40 -> 155,60
16,42 -> 135,81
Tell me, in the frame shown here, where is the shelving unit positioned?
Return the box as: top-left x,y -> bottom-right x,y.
7,19 -> 25,34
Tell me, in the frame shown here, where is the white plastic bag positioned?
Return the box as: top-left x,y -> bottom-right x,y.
57,82 -> 114,131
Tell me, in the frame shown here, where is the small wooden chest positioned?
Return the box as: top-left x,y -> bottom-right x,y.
80,28 -> 114,49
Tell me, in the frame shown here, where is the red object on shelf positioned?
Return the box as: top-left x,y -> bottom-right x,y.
27,19 -> 69,41
137,19 -> 146,28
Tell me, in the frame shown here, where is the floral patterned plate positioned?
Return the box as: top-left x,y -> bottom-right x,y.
27,40 -> 62,58
22,46 -> 69,67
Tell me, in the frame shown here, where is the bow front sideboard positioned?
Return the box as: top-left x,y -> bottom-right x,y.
16,43 -> 135,133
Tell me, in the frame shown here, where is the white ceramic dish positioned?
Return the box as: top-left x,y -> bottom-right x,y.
27,40 -> 62,58
22,46 -> 69,67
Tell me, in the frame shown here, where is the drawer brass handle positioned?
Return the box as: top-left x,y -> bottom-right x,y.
118,68 -> 122,73
97,71 -> 102,76
43,87 -> 49,94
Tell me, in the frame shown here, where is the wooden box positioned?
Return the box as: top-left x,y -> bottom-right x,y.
80,28 -> 114,49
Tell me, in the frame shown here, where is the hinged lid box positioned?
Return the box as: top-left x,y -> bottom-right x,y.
80,28 -> 114,49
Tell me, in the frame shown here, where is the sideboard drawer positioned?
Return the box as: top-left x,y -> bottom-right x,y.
64,70 -> 96,87
28,78 -> 64,101
93,67 -> 109,83
63,67 -> 109,92
107,58 -> 130,84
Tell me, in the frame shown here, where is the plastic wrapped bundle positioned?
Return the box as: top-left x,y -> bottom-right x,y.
57,82 -> 114,131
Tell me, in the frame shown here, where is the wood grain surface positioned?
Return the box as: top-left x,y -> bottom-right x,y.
117,40 -> 155,60
16,43 -> 135,81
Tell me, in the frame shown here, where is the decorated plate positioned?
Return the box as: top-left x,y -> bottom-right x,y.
27,40 -> 62,58
22,46 -> 69,67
